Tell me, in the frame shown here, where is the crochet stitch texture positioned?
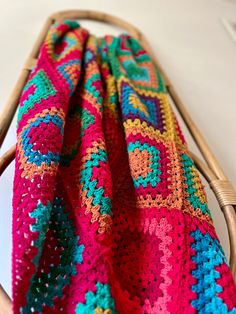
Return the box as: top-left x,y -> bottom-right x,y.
12,20 -> 236,314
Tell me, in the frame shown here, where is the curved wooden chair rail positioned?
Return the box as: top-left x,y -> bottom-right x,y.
0,10 -> 236,313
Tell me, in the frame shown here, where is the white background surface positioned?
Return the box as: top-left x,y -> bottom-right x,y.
0,0 -> 236,296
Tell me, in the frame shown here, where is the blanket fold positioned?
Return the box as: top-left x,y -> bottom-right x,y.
12,19 -> 236,314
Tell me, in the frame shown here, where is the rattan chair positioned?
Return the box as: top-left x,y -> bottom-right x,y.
0,10 -> 236,313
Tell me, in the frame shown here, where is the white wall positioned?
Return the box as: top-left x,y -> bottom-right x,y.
0,0 -> 236,296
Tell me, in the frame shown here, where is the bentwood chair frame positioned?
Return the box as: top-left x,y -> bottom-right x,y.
0,10 -> 236,314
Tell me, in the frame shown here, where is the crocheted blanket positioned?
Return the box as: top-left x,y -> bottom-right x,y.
12,20 -> 236,314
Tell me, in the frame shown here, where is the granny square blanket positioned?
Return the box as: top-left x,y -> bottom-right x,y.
12,20 -> 236,313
